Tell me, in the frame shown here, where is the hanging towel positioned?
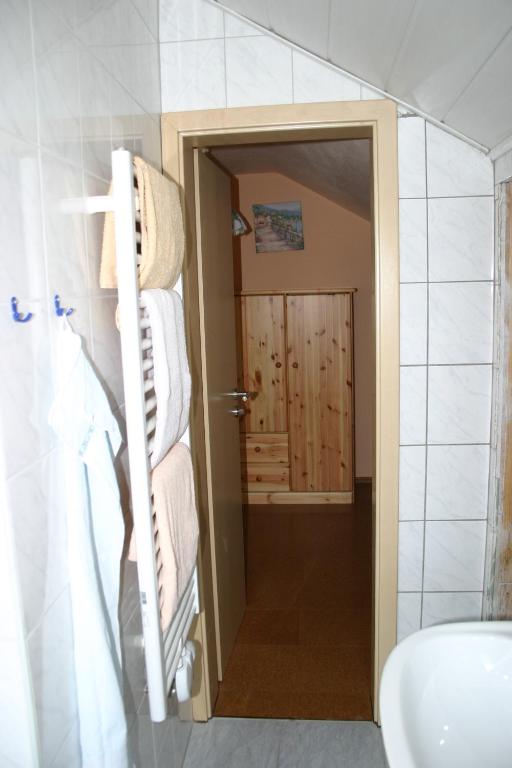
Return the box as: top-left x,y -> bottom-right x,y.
48,319 -> 128,768
100,155 -> 184,290
142,288 -> 191,468
132,443 -> 199,631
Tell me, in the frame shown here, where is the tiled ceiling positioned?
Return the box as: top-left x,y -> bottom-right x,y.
213,0 -> 512,152
211,140 -> 372,219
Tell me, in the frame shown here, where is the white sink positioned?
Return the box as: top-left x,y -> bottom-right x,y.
380,621 -> 512,768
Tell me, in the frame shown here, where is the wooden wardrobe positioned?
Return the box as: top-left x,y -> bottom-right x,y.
236,289 -> 355,504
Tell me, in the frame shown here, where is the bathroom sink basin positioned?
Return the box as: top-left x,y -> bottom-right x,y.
380,621 -> 512,768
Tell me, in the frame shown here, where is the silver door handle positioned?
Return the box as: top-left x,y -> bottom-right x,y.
228,407 -> 245,417
226,389 -> 256,402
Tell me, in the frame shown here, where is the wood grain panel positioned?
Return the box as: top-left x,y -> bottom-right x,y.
242,463 -> 290,492
240,295 -> 287,433
287,293 -> 353,492
246,491 -> 354,505
240,433 -> 289,464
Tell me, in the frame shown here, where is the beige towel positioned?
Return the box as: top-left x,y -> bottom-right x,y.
129,443 -> 199,631
100,156 -> 184,290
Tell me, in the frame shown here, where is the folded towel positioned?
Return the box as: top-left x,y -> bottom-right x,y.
100,156 -> 184,290
142,289 -> 191,468
130,443 -> 199,631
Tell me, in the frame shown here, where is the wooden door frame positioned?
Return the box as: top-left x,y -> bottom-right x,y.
161,100 -> 399,724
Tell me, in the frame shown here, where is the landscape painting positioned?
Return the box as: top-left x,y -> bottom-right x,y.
252,201 -> 304,253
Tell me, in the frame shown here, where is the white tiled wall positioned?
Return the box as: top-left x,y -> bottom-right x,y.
0,1 -> 190,766
159,0 -> 494,645
397,118 -> 494,641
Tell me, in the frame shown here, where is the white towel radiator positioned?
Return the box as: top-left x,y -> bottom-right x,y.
85,149 -> 199,722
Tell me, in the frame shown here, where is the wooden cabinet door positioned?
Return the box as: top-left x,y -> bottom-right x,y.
287,293 -> 353,492
239,294 -> 287,433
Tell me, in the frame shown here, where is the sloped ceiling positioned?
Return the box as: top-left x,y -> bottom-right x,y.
213,0 -> 512,152
211,140 -> 371,219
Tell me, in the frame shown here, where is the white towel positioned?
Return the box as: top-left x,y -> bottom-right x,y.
142,289 -> 191,468
48,319 -> 128,768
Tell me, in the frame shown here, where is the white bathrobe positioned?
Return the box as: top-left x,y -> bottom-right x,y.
49,320 -> 128,768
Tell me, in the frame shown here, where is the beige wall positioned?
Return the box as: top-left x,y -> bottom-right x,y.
236,172 -> 373,477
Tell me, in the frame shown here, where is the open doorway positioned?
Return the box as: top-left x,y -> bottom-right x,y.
162,101 -> 399,724
207,139 -> 374,719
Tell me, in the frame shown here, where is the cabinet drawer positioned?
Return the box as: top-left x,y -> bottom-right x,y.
240,433 -> 289,464
242,463 -> 290,492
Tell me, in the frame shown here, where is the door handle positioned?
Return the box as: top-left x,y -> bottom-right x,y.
226,389 -> 257,402
228,407 -> 245,417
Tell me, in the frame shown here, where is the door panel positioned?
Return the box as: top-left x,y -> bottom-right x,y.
194,149 -> 245,678
239,294 -> 287,432
287,293 -> 354,492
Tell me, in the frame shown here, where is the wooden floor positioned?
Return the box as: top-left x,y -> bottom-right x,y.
214,483 -> 373,720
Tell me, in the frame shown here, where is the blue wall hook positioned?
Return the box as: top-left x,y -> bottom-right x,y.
54,294 -> 74,317
11,296 -> 33,323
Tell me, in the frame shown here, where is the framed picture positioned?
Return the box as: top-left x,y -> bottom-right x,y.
252,201 -> 304,253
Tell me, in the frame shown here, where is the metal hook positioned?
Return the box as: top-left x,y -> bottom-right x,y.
11,297 -> 33,323
54,294 -> 74,317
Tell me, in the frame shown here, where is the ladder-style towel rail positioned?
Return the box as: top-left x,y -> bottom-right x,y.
81,149 -> 199,723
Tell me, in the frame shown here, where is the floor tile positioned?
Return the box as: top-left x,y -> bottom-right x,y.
183,718 -> 389,768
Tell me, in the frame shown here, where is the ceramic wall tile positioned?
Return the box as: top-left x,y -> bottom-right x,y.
399,446 -> 426,521
132,0 -> 159,40
40,152 -> 88,298
360,85 -> 384,100
426,123 -> 494,197
423,520 -> 487,591
400,284 -> 427,365
0,0 -> 38,143
427,365 -> 492,444
399,198 -> 428,283
428,197 -> 494,281
421,591 -> 483,628
400,366 -> 427,445
110,78 -> 139,155
78,49 -> 113,181
426,444 -> 490,520
31,3 -> 82,166
225,13 -> 263,37
160,40 -> 226,112
0,134 -> 46,301
133,113 -> 162,169
292,51 -> 360,104
160,0 -> 225,42
429,282 -> 494,364
397,592 -> 422,642
398,117 -> 426,198
107,42 -> 162,116
83,174 -> 111,295
398,521 -> 424,591
226,36 -> 293,108
73,0 -> 155,47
